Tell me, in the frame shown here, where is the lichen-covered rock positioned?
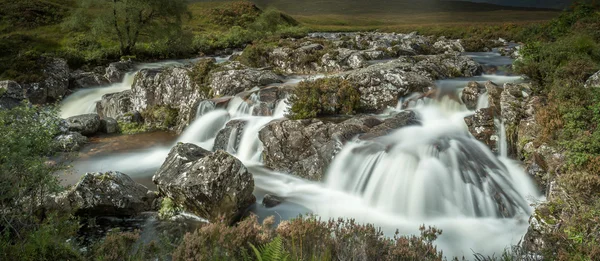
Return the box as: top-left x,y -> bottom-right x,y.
66,114 -> 101,136
464,108 -> 498,154
461,81 -> 484,110
105,61 -> 133,83
585,70 -> 600,88
131,67 -> 205,132
23,57 -> 70,104
501,83 -> 532,158
69,70 -> 109,89
0,80 -> 25,109
53,132 -> 88,152
49,171 -> 152,217
259,111 -> 418,180
338,54 -> 480,112
208,62 -> 283,97
153,143 -> 255,223
97,90 -> 133,119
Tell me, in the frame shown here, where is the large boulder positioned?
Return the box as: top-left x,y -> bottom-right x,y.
105,61 -> 133,83
131,66 -> 206,132
97,90 -> 133,119
259,111 -> 418,180
24,57 -> 70,104
69,70 -> 109,89
0,80 -> 25,109
208,62 -> 283,97
66,114 -> 101,136
153,143 -> 255,223
49,171 -> 154,217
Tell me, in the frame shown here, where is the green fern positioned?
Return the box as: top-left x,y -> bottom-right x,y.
249,236 -> 289,261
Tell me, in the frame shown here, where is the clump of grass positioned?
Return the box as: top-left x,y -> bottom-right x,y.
287,77 -> 361,119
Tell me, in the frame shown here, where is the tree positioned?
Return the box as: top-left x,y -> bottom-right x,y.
89,0 -> 189,55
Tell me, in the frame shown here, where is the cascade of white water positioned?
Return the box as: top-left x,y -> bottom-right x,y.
325,100 -> 539,219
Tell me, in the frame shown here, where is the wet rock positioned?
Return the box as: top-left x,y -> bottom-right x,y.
23,57 -> 70,104
585,70 -> 600,88
131,66 -> 206,133
0,80 -> 25,109
208,62 -> 283,97
262,194 -> 282,208
259,119 -> 368,180
461,81 -> 484,110
153,143 -> 255,223
501,83 -> 532,158
97,90 -> 133,119
213,120 -> 247,152
66,114 -> 101,136
105,61 -> 133,83
53,132 -> 88,152
116,111 -> 143,125
100,117 -> 118,134
69,70 -> 109,89
49,171 -> 152,217
464,108 -> 498,154
359,111 -> 420,140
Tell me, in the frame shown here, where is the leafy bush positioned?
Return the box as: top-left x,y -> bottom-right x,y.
208,1 -> 262,27
288,78 -> 361,119
237,41 -> 276,68
189,58 -> 217,98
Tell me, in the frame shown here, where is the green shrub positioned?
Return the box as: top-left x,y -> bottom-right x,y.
158,197 -> 182,220
189,58 -> 217,98
208,1 -> 262,27
288,78 -> 361,119
237,41 -> 276,68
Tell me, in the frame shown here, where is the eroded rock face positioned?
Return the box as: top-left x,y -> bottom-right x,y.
0,80 -> 25,109
259,111 -> 418,180
97,90 -> 133,119
153,143 -> 255,223
49,171 -> 153,217
69,70 -> 110,89
461,81 -> 484,110
131,67 -> 206,132
501,83 -> 532,158
66,114 -> 101,136
213,120 -> 247,152
208,62 -> 283,97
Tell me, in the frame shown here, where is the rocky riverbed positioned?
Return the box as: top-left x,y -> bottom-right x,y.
2,31 -> 566,257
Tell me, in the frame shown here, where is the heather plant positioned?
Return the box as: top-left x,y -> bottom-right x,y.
288,78 -> 361,119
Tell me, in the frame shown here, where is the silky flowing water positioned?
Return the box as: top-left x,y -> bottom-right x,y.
60,51 -> 540,258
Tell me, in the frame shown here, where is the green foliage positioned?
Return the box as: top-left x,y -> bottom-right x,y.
142,105 -> 180,130
158,197 -> 182,220
208,1 -> 262,27
237,41 -> 276,68
249,236 -> 290,261
0,105 -> 81,260
0,0 -> 69,31
288,78 -> 361,119
515,3 -> 600,260
189,58 -> 217,98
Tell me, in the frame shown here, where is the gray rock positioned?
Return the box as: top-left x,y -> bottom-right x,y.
69,70 -> 109,89
131,67 -> 205,133
464,108 -> 498,154
66,114 -> 101,136
53,132 -> 88,152
262,194 -> 282,208
105,61 -> 133,83
461,81 -> 484,110
116,111 -> 143,125
24,57 -> 70,104
97,90 -> 133,119
208,62 -> 283,97
213,120 -> 247,152
259,112 -> 418,180
0,80 -> 25,109
501,83 -> 532,158
153,144 -> 255,223
100,117 -> 118,134
49,171 -> 152,217
585,70 -> 600,88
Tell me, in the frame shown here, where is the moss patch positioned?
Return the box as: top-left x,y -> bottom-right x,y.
288,77 -> 361,119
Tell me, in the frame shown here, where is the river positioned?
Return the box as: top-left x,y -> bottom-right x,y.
59,51 -> 540,258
